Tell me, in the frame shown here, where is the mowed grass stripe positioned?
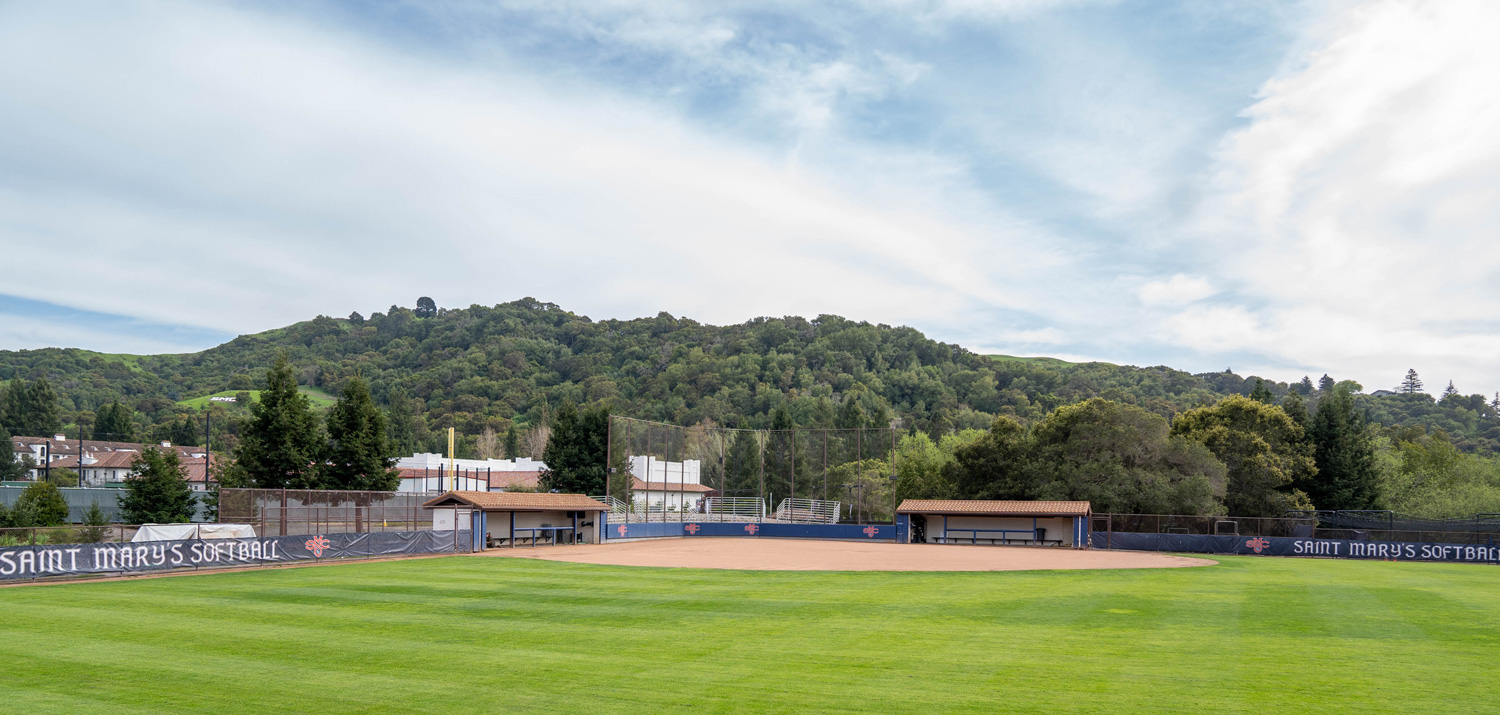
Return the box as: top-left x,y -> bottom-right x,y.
2,555 -> 1498,713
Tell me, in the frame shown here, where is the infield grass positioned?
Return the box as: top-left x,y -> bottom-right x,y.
1,555 -> 1496,713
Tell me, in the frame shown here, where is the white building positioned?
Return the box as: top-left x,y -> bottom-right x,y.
394,454 -> 549,493
627,455 -> 713,512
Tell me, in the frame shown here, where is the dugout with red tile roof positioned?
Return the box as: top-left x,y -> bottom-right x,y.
423,491 -> 607,550
895,499 -> 1091,548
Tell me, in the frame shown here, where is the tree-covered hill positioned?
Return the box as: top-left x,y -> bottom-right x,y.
1,297 -> 1495,455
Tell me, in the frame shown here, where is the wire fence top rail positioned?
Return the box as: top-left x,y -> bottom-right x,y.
1093,512 -> 1500,546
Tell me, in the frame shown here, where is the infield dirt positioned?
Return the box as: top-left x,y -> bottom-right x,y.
479,537 -> 1213,571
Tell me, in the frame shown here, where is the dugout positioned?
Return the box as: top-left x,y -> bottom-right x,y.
422,491 -> 608,549
896,500 -> 1091,548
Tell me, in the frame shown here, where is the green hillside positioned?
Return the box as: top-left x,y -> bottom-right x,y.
176,387 -> 337,411
1,298 -> 1497,455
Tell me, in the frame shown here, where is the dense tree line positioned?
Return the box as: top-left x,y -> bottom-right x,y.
7,297 -> 1454,459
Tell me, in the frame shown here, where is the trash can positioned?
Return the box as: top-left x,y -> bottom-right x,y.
1034,527 -> 1046,544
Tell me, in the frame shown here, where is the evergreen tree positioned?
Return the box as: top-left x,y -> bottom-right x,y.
1441,380 -> 1459,400
230,353 -> 323,489
16,481 -> 70,526
119,447 -> 197,524
539,401 -> 608,494
3,377 -> 62,437
78,502 -> 110,543
156,416 -> 199,447
763,405 -> 809,501
1295,376 -> 1315,396
321,376 -> 399,491
415,297 -> 438,318
836,394 -> 865,430
385,385 -> 418,456
1249,378 -> 1273,404
1280,392 -> 1309,433
1301,388 -> 1380,510
503,423 -> 519,460
1400,369 -> 1423,395
1318,374 -> 1336,393
94,400 -> 135,441
0,425 -> 32,481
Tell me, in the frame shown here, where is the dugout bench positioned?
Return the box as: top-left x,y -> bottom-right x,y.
936,527 -> 1062,547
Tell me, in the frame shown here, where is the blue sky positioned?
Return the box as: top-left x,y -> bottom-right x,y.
1,0 -> 1497,397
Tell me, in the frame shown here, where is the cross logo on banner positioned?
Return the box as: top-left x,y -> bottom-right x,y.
305,535 -> 331,557
616,524 -> 629,537
684,524 -> 700,535
1246,538 -> 1270,554
863,526 -> 879,538
744,524 -> 759,535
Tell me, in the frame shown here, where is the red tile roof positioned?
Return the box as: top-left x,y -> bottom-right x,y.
896,500 -> 1091,517
422,491 -> 608,511
631,478 -> 714,493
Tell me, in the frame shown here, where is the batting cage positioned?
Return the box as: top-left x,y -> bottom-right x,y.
602,416 -> 899,525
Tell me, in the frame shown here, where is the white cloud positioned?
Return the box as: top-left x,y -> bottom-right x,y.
1176,0 -> 1500,392
1138,275 -> 1215,307
0,1 -> 1060,347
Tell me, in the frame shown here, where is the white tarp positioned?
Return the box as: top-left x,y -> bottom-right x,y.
131,523 -> 257,542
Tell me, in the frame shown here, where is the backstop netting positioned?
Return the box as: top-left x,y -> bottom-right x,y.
601,416 -> 898,524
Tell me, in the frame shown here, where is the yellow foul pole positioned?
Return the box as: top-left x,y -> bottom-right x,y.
447,427 -> 456,492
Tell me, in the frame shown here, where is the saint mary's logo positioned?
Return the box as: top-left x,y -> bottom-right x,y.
684,524 -> 701,535
1246,538 -> 1270,554
744,524 -> 759,535
616,524 -> 629,537
863,526 -> 879,538
305,535 -> 332,557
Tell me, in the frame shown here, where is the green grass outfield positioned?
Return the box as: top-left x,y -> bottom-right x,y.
1,555 -> 1497,713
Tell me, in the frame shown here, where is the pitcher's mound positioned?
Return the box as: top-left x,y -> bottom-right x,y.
480,537 -> 1212,571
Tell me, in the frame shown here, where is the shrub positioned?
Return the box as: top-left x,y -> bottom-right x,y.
15,481 -> 70,526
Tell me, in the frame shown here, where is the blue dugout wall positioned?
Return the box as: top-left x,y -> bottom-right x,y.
605,519 -> 895,541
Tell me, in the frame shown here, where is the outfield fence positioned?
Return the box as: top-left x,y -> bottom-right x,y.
1093,513 -> 1500,546
0,529 -> 472,582
606,416 -> 899,523
218,488 -> 442,536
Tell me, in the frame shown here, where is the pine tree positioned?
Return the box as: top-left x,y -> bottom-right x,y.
539,401 -> 609,494
1280,392 -> 1309,433
1249,378 -> 1273,404
1296,376 -> 1315,396
94,400 -> 135,441
1441,380 -> 1459,400
230,353 -> 323,489
1400,369 -> 1423,395
1318,374 -> 1336,393
118,447 -> 197,524
836,394 -> 865,430
1300,388 -> 1380,510
3,377 -> 62,437
414,296 -> 437,318
321,376 -> 399,491
385,385 -> 418,456
0,425 -> 32,481
504,423 -> 519,460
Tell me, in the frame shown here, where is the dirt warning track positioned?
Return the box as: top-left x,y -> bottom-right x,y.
479,537 -> 1213,571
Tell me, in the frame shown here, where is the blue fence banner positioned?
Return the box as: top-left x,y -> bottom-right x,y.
0,529 -> 470,581
1094,531 -> 1500,564
606,521 -> 895,541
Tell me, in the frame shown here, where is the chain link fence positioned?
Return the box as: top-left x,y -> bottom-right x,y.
1094,513 -> 1500,546
217,489 -> 441,536
606,416 -> 899,523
